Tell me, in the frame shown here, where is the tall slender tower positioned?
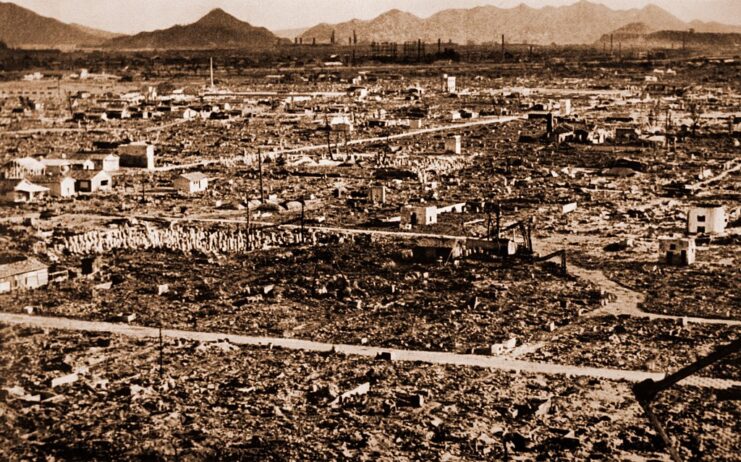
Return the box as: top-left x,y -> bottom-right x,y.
209,57 -> 214,89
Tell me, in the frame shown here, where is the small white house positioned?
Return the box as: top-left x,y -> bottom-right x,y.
71,152 -> 120,172
0,257 -> 49,293
0,178 -> 49,203
687,205 -> 726,235
401,205 -> 437,229
174,172 -> 209,194
71,170 -> 112,193
32,175 -> 76,198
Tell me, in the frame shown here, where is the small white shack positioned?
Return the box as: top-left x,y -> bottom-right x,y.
174,172 -> 209,194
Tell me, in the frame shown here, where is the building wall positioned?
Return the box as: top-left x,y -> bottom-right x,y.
369,186 -> 386,204
0,268 -> 49,292
58,178 -> 76,197
688,207 -> 726,234
445,136 -> 462,154
93,174 -> 113,192
175,178 -> 207,193
103,157 -> 120,172
401,206 -> 437,228
659,239 -> 696,266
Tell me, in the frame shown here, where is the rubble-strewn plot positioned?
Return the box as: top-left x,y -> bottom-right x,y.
569,240 -> 741,320
526,316 -> 740,379
1,240 -> 604,353
4,324 -> 735,461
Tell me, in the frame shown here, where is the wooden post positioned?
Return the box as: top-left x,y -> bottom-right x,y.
158,325 -> 164,379
300,201 -> 305,243
258,149 -> 264,203
561,250 -> 567,275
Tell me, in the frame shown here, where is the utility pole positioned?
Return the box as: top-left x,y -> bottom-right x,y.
325,114 -> 332,160
495,204 -> 501,240
158,325 -> 164,379
258,148 -> 265,203
300,200 -> 305,243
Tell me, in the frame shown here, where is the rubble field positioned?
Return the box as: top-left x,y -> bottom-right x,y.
2,241 -> 605,354
525,315 -> 740,379
2,323 -> 737,462
2,53 -> 740,462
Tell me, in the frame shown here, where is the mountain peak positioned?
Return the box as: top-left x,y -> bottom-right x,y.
195,8 -> 244,27
378,9 -> 418,20
105,5 -> 281,49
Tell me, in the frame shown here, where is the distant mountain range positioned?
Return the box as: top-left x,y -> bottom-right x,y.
104,8 -> 285,50
1,0 -> 740,50
300,0 -> 741,45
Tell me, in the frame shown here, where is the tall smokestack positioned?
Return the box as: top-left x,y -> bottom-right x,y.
209,57 -> 214,89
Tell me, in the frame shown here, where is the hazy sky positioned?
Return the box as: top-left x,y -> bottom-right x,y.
9,0 -> 741,33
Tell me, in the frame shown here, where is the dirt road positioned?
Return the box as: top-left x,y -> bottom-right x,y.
1,312 -> 737,390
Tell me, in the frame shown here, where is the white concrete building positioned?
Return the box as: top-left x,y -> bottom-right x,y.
687,205 -> 726,235
401,205 -> 437,228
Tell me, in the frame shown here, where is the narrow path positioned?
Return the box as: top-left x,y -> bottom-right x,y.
533,239 -> 741,327
1,313 -> 737,390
